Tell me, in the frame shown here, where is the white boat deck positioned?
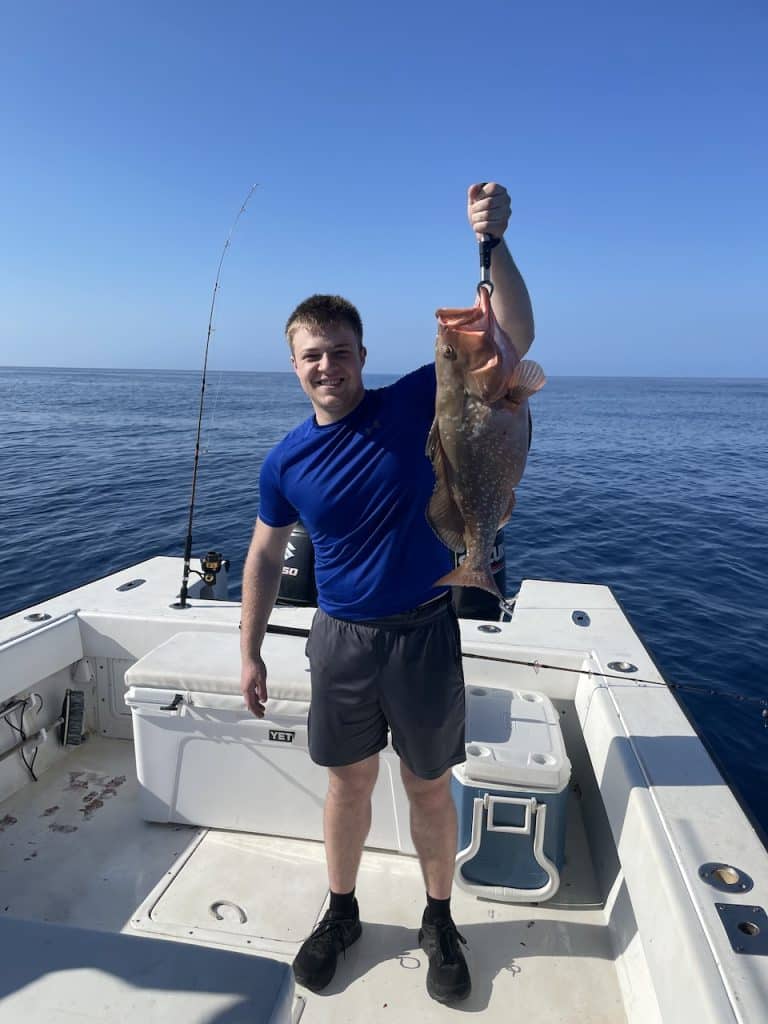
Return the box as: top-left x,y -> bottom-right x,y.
1,556 -> 767,1023
0,735 -> 625,1022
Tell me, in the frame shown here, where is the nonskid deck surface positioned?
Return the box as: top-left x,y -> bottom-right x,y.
0,737 -> 201,932
0,737 -> 627,1022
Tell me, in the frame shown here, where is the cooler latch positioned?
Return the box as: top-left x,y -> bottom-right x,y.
160,693 -> 185,712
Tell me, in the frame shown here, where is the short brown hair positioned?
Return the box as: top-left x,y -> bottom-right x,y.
285,294 -> 364,350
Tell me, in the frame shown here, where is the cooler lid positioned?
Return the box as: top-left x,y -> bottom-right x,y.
463,686 -> 571,791
123,631 -> 312,703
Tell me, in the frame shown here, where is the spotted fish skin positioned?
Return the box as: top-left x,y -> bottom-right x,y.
426,286 -> 545,598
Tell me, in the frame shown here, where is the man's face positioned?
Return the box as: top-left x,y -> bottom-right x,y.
291,324 -> 367,425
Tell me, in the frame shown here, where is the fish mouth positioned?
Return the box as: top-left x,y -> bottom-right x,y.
435,285 -> 521,404
436,291 -> 495,372
436,283 -> 492,331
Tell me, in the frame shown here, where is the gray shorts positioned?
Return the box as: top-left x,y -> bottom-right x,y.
305,592 -> 466,780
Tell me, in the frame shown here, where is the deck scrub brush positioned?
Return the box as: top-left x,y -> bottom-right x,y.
58,689 -> 86,746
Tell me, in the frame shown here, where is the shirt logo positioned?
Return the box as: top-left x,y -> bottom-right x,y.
363,419 -> 382,437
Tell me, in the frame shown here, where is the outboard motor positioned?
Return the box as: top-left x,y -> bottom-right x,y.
277,521 -> 318,606
451,529 -> 506,620
276,522 -> 507,619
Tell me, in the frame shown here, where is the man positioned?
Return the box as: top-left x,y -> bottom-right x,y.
239,183 -> 534,1004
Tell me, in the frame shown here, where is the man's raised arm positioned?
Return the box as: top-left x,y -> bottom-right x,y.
467,182 -> 535,359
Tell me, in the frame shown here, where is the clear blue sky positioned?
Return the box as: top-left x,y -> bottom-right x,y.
2,1 -> 765,376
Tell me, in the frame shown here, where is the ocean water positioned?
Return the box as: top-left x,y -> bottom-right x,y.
2,366 -> 767,841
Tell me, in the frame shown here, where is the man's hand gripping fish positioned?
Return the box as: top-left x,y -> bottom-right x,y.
426,285 -> 545,599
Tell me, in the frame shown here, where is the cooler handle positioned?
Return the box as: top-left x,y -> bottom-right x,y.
454,795 -> 561,904
485,794 -> 533,834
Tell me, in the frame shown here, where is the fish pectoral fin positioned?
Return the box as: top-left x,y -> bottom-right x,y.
427,485 -> 466,553
425,423 -> 466,553
425,419 -> 440,460
504,360 -> 546,406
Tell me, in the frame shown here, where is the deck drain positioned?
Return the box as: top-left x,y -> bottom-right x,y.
477,624 -> 501,634
24,612 -> 51,622
607,661 -> 638,673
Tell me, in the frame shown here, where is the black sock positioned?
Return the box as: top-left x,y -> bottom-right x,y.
425,893 -> 452,924
329,888 -> 356,918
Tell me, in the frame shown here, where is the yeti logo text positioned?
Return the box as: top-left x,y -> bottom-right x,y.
269,729 -> 295,743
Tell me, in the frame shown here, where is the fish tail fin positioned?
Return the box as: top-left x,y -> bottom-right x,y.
434,565 -> 503,599
505,360 -> 546,406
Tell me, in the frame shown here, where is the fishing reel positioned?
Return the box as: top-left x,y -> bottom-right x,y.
182,550 -> 229,590
199,550 -> 228,587
174,549 -> 230,608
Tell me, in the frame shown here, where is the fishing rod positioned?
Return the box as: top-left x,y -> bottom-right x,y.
261,620 -> 767,724
461,650 -> 768,720
176,184 -> 258,609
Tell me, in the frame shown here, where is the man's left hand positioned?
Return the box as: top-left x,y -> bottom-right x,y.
467,183 -> 511,240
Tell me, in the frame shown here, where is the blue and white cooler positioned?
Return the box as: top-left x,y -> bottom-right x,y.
452,685 -> 571,903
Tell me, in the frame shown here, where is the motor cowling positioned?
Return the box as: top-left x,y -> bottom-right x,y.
276,521 -> 318,606
277,522 -> 506,620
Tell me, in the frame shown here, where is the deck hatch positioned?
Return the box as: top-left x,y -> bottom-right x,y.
133,829 -> 330,953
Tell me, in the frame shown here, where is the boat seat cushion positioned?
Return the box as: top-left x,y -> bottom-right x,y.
0,915 -> 294,1023
124,630 -> 312,704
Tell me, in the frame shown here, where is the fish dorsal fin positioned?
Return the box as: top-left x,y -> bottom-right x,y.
503,360 -> 546,407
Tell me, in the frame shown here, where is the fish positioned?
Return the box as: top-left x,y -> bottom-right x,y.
426,285 -> 545,599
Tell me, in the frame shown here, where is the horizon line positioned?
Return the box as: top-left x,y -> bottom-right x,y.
1,364 -> 767,383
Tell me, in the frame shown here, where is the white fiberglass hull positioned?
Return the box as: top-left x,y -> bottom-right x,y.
1,557 -> 766,1023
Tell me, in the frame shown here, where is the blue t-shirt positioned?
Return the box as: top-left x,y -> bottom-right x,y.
258,363 -> 453,620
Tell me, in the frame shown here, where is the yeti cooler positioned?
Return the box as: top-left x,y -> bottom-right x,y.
452,685 -> 571,903
124,630 -> 415,855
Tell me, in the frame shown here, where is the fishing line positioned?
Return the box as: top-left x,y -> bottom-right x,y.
176,184 -> 258,608
202,370 -> 225,455
262,621 -> 767,722
460,650 -> 768,716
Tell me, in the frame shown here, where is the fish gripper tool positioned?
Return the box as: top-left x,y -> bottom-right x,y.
478,233 -> 500,295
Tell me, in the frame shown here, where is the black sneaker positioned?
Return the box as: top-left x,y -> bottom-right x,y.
292,901 -> 362,992
418,912 -> 471,1004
